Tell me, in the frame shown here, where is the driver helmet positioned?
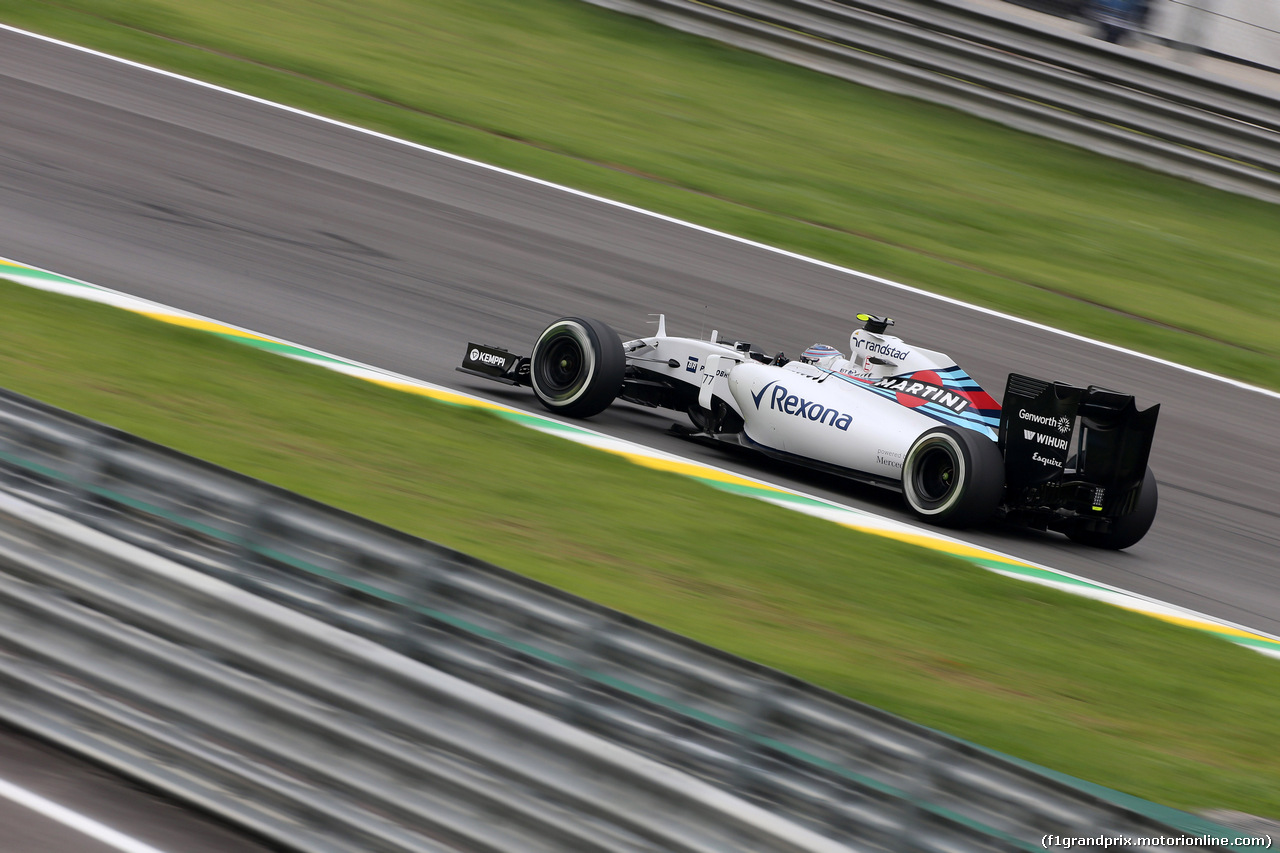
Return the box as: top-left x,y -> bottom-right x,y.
801,343 -> 844,369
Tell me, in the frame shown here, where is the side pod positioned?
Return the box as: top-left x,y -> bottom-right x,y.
999,374 -> 1159,522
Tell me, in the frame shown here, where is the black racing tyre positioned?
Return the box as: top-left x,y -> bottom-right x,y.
530,316 -> 625,419
1066,467 -> 1158,550
902,426 -> 1005,528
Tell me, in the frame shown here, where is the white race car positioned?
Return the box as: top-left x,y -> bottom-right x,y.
459,313 -> 1160,549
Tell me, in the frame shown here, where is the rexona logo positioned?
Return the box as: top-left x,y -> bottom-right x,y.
1019,409 -> 1072,435
469,349 -> 509,368
751,381 -> 852,431
874,378 -> 970,413
853,338 -> 909,361
1023,429 -> 1070,450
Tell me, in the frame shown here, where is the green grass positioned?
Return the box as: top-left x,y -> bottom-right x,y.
2,277 -> 1279,818
4,0 -> 1280,389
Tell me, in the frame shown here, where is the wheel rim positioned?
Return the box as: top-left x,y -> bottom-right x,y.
540,335 -> 584,397
909,441 -> 962,510
532,323 -> 596,405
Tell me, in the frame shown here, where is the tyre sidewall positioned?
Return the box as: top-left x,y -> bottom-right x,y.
531,319 -> 598,409
1067,466 -> 1158,550
529,317 -> 624,418
902,426 -> 1004,527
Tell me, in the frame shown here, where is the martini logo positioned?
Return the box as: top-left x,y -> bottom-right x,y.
751,381 -> 852,431
875,373 -> 970,413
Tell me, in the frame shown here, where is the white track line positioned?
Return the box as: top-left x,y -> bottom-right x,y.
2,22 -> 1277,403
0,776 -> 172,853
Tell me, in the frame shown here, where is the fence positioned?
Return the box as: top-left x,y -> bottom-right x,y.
0,491 -> 847,853
577,0 -> 1280,203
0,388 -> 1242,851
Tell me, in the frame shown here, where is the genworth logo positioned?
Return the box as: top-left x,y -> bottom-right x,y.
1019,408 -> 1072,435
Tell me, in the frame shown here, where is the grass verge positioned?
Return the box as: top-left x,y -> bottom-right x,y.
3,0 -> 1280,389
1,277 -> 1278,817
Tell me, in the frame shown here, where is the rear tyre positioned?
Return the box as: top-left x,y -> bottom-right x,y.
1066,467 -> 1158,550
902,426 -> 1004,528
530,317 -> 625,419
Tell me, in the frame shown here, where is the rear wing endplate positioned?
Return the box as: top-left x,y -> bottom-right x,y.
999,374 -> 1159,518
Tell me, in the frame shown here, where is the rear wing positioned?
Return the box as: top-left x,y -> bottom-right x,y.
999,374 -> 1159,520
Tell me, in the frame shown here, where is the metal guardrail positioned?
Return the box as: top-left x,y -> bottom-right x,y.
0,388 -> 1242,851
577,0 -> 1280,203
0,491 -> 846,853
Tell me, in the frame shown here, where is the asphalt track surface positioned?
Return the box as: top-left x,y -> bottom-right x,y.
0,726 -> 276,853
2,26 -> 1279,648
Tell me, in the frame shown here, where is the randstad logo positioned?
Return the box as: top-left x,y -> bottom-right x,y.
751,381 -> 853,431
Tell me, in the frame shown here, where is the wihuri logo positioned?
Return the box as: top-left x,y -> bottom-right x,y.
751,381 -> 853,431
1023,429 -> 1069,450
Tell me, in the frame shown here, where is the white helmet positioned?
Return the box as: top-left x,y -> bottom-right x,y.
801,343 -> 844,369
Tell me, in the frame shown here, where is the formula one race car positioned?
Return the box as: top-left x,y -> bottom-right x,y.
459,313 -> 1160,549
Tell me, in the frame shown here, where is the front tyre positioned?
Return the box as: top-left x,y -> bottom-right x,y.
902,426 -> 1004,528
1066,467 -> 1158,550
530,317 -> 625,418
